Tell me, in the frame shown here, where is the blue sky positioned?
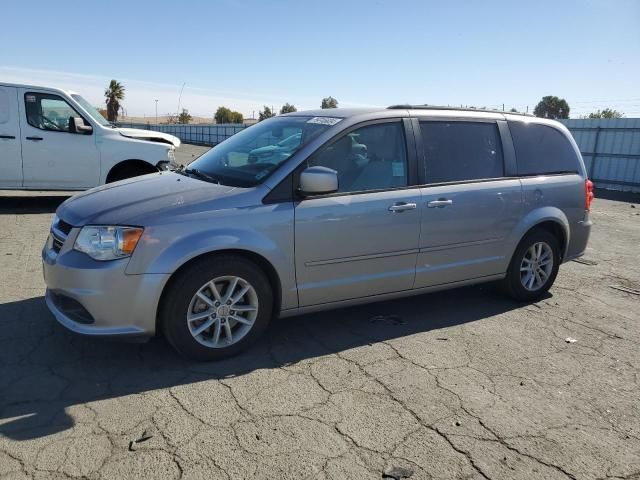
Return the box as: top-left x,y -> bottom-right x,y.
1,0 -> 639,118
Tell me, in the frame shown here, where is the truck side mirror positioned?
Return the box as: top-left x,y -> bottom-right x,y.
70,117 -> 93,134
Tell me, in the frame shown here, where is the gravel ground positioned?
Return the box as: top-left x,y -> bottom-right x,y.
0,158 -> 639,479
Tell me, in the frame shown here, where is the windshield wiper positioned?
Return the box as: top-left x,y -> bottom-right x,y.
183,167 -> 220,184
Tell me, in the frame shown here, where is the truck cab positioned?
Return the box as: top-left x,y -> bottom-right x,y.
0,82 -> 180,190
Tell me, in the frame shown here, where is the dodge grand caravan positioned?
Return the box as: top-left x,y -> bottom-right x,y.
43,106 -> 593,360
0,83 -> 179,190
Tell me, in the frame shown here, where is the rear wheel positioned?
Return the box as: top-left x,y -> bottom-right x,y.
504,229 -> 560,301
160,256 -> 273,361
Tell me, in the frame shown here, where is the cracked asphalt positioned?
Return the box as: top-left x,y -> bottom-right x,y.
1,173 -> 639,478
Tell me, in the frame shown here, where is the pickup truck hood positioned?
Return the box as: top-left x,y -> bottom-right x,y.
57,172 -> 240,226
118,128 -> 181,147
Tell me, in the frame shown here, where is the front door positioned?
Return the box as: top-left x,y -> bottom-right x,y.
294,120 -> 422,306
19,89 -> 99,189
0,86 -> 22,188
414,120 -> 522,287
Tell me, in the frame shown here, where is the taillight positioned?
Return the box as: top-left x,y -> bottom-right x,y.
585,179 -> 594,211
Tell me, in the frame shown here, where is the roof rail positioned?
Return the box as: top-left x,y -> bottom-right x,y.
387,104 -> 533,117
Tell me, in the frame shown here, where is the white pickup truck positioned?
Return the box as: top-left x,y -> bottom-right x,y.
0,82 -> 180,190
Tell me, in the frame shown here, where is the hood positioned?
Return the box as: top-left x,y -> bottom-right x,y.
118,128 -> 181,147
57,172 -> 240,226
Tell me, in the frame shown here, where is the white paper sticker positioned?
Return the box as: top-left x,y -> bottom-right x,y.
307,117 -> 342,126
26,95 -> 36,103
392,162 -> 405,177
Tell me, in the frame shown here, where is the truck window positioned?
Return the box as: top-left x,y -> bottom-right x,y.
0,90 -> 9,124
24,92 -> 83,133
509,122 -> 579,175
420,121 -> 504,183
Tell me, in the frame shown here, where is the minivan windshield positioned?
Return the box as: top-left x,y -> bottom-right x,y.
184,116 -> 336,187
71,94 -> 112,127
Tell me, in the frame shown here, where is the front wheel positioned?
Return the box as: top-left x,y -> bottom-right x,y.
504,229 -> 560,302
160,256 -> 273,361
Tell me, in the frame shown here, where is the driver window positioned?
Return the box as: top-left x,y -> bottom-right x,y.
309,122 -> 408,193
24,93 -> 82,133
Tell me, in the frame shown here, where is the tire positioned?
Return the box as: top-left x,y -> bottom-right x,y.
107,165 -> 154,183
160,255 -> 273,361
503,229 -> 561,302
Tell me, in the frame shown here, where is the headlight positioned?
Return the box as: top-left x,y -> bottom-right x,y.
74,226 -> 144,261
167,148 -> 176,163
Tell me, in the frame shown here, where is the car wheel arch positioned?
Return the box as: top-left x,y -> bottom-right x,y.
155,249 -> 283,334
506,207 -> 570,266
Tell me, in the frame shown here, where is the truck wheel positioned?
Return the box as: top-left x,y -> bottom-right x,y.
107,164 -> 155,183
160,255 -> 273,361
504,229 -> 560,302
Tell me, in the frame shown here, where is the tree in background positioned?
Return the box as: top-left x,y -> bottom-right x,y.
321,96 -> 338,109
588,108 -> 624,119
215,106 -> 244,124
259,105 -> 275,121
533,96 -> 570,119
104,80 -> 125,122
280,103 -> 297,114
229,111 -> 244,124
177,109 -> 192,124
509,108 -> 519,113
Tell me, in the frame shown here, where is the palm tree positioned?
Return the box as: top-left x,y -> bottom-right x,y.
104,80 -> 125,122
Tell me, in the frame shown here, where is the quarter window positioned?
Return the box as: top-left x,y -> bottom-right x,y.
420,121 -> 504,183
309,122 -> 408,193
509,122 -> 579,175
24,93 -> 84,133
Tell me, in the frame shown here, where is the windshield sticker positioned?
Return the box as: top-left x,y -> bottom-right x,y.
255,169 -> 270,180
307,117 -> 342,126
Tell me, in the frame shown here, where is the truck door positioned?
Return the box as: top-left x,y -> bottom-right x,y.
18,89 -> 99,189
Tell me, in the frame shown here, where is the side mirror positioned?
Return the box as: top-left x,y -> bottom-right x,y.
299,166 -> 338,196
70,117 -> 93,134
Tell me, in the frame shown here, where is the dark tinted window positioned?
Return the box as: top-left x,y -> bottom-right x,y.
309,122 -> 407,193
420,121 -> 504,183
509,122 -> 579,175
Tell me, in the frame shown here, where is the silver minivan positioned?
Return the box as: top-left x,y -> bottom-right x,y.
43,106 -> 593,360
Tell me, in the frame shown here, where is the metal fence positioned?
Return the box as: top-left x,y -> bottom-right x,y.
560,118 -> 640,192
118,119 -> 640,193
116,122 -> 247,146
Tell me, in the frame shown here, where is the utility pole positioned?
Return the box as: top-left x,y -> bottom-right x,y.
154,99 -> 158,124
177,82 -> 186,119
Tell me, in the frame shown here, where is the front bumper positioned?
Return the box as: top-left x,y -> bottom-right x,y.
42,229 -> 170,337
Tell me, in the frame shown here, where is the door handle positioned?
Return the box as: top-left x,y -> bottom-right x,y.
427,199 -> 453,208
26,136 -> 43,141
0,135 -> 16,139
388,202 -> 417,212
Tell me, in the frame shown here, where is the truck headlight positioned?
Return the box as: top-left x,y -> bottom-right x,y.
74,226 -> 144,261
167,148 -> 176,163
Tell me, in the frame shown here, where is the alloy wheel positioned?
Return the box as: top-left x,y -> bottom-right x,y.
186,276 -> 259,348
519,241 -> 554,291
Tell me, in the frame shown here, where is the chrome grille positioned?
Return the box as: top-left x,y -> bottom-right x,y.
50,216 -> 73,254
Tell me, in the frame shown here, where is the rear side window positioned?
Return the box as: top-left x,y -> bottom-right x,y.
420,121 -> 504,183
509,122 -> 579,175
